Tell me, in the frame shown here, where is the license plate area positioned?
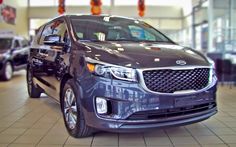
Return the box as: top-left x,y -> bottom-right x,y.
175,96 -> 205,107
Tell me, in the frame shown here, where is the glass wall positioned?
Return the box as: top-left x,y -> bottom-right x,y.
212,0 -> 236,53
29,0 -> 111,6
29,19 -> 49,36
173,0 -> 236,54
29,0 -> 189,7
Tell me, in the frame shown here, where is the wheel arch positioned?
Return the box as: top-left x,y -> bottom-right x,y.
5,60 -> 14,71
60,73 -> 73,104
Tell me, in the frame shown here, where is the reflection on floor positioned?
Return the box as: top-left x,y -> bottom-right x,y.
0,71 -> 236,147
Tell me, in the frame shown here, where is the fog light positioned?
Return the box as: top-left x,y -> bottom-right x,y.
96,97 -> 107,114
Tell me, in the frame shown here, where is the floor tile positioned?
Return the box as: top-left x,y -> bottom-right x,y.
170,136 -> 199,145
145,136 -> 172,146
144,129 -> 167,137
165,127 -> 191,137
210,128 -> 236,135
92,133 -> 118,146
13,134 -> 43,144
174,145 -> 200,147
23,128 -> 49,136
39,135 -> 68,145
0,121 -> 14,128
0,134 -> 19,144
119,133 -> 145,147
1,128 -> 26,135
202,144 -> 229,147
218,135 -> 236,144
8,144 -> 35,147
187,128 -> 214,136
195,135 -> 224,145
37,145 -> 64,147
65,136 -> 93,146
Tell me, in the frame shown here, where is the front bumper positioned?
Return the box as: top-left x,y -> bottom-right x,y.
79,74 -> 217,132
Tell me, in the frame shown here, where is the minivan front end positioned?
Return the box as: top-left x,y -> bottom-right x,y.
78,57 -> 217,132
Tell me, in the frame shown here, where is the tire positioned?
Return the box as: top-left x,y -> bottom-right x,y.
26,67 -> 41,98
1,62 -> 13,81
61,79 -> 93,138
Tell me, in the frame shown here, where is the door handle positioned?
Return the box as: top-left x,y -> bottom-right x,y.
39,52 -> 48,57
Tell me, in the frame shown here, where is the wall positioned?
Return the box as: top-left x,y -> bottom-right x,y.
0,0 -> 28,38
29,6 -> 183,31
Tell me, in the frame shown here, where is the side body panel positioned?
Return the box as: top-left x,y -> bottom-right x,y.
11,39 -> 29,70
29,17 -> 73,100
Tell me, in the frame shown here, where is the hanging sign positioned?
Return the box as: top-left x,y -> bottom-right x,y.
58,0 -> 65,15
138,0 -> 145,17
90,0 -> 102,15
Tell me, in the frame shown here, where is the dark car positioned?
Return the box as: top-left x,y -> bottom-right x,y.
0,36 -> 29,80
27,15 -> 217,138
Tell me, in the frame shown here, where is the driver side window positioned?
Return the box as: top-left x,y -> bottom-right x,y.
39,19 -> 70,45
39,23 -> 53,45
52,20 -> 70,44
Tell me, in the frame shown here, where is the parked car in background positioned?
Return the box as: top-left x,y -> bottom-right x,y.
0,35 -> 29,80
27,15 -> 217,138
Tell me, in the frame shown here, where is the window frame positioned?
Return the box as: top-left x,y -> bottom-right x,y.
13,39 -> 21,49
38,18 -> 71,46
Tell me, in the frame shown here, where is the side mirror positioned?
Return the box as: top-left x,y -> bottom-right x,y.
43,35 -> 64,46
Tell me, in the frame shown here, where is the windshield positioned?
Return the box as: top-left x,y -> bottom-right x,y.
71,16 -> 172,43
0,38 -> 12,50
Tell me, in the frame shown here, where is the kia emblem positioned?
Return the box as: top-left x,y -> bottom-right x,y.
176,60 -> 187,65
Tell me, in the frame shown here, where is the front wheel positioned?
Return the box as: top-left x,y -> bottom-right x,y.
1,62 -> 13,81
61,79 -> 93,138
26,68 -> 42,98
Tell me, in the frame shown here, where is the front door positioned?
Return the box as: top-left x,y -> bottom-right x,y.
32,19 -> 70,100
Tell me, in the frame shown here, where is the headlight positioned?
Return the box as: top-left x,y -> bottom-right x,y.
207,57 -> 215,69
86,62 -> 137,82
207,58 -> 217,83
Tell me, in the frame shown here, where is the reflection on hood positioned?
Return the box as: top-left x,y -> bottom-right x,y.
82,41 -> 210,68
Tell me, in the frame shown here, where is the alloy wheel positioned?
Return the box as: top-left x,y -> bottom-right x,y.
64,88 -> 78,130
27,70 -> 32,94
5,62 -> 13,80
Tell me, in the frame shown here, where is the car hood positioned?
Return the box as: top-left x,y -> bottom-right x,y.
0,49 -> 9,54
82,41 -> 210,69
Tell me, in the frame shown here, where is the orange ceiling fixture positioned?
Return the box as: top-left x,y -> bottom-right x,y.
90,0 -> 102,15
58,0 -> 65,15
138,0 -> 145,17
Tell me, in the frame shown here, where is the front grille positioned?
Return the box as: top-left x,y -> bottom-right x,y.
128,102 -> 216,120
143,68 -> 210,93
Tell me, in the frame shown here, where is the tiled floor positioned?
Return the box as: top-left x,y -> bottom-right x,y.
0,71 -> 236,147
